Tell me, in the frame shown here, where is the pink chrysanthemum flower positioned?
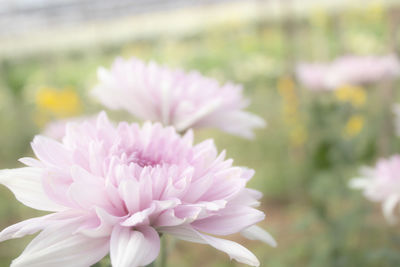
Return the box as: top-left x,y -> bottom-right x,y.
0,112 -> 275,267
91,57 -> 265,139
349,155 -> 400,224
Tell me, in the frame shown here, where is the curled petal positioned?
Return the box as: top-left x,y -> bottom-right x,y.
192,206 -> 265,235
121,199 -> 180,227
110,226 -> 160,267
159,226 -> 260,266
0,210 -> 87,242
0,216 -> 50,242
241,225 -> 277,247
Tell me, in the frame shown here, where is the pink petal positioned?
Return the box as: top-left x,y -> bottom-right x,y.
110,226 -> 160,267
121,199 -> 180,227
31,136 -> 71,167
78,207 -> 125,238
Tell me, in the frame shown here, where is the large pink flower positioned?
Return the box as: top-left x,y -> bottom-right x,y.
91,57 -> 265,139
350,155 -> 400,224
0,112 -> 275,267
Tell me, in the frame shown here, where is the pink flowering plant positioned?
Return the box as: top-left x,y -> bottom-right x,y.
0,112 -> 275,267
91,57 -> 265,139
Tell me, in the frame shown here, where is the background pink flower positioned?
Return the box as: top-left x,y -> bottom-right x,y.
349,155 -> 400,224
42,116 -> 97,140
296,54 -> 400,90
295,63 -> 333,91
0,112 -> 275,267
91,57 -> 265,139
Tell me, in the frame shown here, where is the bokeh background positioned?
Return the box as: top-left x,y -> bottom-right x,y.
1,0 -> 400,266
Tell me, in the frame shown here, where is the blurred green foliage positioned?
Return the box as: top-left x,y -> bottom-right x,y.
1,3 -> 400,267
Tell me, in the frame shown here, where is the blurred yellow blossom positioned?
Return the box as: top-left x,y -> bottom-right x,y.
35,87 -> 82,121
309,6 -> 329,29
365,1 -> 385,22
345,32 -> 383,55
278,76 -> 307,147
344,115 -> 365,138
290,125 -> 308,147
278,76 -> 295,96
335,85 -> 366,107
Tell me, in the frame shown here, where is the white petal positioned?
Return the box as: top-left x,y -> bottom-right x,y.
192,206 -> 265,235
110,226 -> 160,267
11,222 -> 109,267
0,210 -> 86,242
241,225 -> 277,247
383,194 -> 400,224
348,178 -> 370,189
175,99 -> 221,132
159,226 -> 260,266
202,111 -> 266,139
0,216 -> 48,242
160,79 -> 171,125
0,168 -> 65,211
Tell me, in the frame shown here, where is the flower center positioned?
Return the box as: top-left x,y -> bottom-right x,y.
125,151 -> 160,167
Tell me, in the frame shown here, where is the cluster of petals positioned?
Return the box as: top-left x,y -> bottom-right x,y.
296,54 -> 400,90
349,155 -> 400,224
91,57 -> 265,139
0,112 -> 275,267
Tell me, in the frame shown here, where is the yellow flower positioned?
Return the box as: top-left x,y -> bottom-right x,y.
36,87 -> 82,118
344,115 -> 365,138
335,85 -> 366,107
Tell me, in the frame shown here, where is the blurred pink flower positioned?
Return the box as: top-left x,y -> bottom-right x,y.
42,116 -> 97,140
295,63 -> 333,91
0,112 -> 275,267
92,57 -> 265,139
296,54 -> 400,90
350,155 -> 400,224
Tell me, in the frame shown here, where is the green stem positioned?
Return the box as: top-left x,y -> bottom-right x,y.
159,236 -> 167,267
